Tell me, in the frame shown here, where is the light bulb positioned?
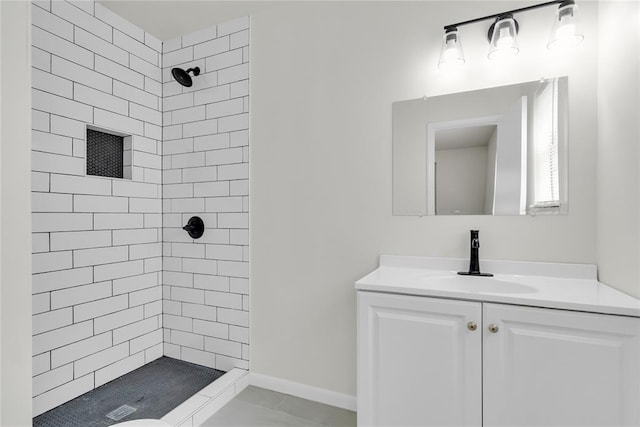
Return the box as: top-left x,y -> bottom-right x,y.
438,28 -> 465,69
548,2 -> 584,51
488,16 -> 519,60
444,42 -> 459,61
496,27 -> 514,50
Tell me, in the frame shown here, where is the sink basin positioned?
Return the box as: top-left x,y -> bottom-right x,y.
424,274 -> 538,294
356,256 -> 640,317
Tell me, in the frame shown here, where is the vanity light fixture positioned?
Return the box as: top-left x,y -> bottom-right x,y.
487,14 -> 520,60
437,27 -> 465,69
548,1 -> 584,51
438,0 -> 583,68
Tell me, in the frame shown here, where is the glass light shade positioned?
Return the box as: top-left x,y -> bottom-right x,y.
488,17 -> 519,60
438,29 -> 465,69
548,3 -> 584,51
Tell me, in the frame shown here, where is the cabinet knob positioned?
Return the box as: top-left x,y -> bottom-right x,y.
488,323 -> 499,333
467,322 -> 477,331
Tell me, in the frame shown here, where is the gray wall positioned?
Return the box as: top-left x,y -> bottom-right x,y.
250,1 -> 599,397
1,1 -> 32,425
435,145 -> 489,215
597,1 -> 640,298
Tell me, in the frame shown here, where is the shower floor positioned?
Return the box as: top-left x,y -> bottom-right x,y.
33,357 -> 225,427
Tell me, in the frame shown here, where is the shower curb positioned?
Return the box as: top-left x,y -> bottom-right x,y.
160,368 -> 249,426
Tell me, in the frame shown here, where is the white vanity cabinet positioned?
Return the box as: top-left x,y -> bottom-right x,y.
358,291 -> 640,427
357,292 -> 482,426
483,303 -> 640,426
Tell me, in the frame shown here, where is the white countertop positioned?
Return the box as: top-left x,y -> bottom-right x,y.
355,256 -> 640,317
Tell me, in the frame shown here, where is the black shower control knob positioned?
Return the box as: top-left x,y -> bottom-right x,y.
183,216 -> 205,239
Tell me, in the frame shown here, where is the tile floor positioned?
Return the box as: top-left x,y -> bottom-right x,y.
202,386 -> 357,426
32,357 -> 224,427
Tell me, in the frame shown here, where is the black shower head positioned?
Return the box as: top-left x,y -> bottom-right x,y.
171,66 -> 200,87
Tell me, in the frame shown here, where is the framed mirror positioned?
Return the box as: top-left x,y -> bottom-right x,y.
392,77 -> 568,216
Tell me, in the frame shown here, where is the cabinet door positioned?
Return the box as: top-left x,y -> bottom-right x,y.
358,292 -> 482,426
484,303 -> 640,426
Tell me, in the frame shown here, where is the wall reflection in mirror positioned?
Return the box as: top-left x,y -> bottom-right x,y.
393,77 -> 568,216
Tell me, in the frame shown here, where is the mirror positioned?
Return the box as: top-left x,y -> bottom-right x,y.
393,77 -> 568,216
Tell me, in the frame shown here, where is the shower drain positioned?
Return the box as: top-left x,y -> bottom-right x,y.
106,404 -> 137,421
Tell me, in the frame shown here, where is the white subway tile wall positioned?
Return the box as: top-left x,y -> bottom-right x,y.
162,16 -> 249,373
31,0 -> 250,417
31,0 -> 163,416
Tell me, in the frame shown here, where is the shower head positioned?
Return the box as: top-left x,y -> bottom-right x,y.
171,66 -> 200,87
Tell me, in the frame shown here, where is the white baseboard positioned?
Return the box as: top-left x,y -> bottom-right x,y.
248,372 -> 357,412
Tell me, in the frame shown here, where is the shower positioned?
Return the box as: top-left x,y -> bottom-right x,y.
171,66 -> 200,87
29,2 -> 252,423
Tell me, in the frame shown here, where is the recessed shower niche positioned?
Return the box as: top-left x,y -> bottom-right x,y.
86,126 -> 133,179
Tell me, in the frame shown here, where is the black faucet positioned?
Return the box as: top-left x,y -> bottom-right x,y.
458,230 -> 493,277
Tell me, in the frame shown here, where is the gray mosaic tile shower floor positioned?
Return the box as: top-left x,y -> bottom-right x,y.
33,357 -> 224,427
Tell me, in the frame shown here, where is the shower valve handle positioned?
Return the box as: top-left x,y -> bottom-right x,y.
183,216 -> 205,239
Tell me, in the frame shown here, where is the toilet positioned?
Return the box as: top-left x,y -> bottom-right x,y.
113,419 -> 172,426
